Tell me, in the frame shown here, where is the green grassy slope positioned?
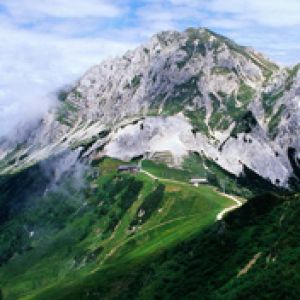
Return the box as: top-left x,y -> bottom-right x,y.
0,157 -> 234,300
30,193 -> 300,300
142,153 -> 283,198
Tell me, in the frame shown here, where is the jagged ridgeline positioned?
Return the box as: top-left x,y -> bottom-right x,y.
1,27 -> 300,300
1,27 -> 300,187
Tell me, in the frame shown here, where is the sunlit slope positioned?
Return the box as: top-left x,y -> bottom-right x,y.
0,157 -> 234,300
50,192 -> 300,300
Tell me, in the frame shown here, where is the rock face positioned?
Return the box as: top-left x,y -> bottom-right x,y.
1,27 -> 300,188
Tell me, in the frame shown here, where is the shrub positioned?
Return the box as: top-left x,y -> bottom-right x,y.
130,183 -> 165,228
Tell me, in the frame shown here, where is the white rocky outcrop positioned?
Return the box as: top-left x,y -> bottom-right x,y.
1,28 -> 300,188
104,115 -> 291,186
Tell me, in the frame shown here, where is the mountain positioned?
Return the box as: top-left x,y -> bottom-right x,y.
1,28 -> 300,188
0,27 -> 300,299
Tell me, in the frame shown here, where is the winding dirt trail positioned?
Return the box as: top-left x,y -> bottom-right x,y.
99,168 -> 243,266
140,169 -> 243,221
216,193 -> 242,221
140,169 -> 187,185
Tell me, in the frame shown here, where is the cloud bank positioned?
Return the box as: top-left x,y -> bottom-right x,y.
0,0 -> 300,138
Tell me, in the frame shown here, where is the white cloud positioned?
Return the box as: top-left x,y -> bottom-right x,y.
208,0 -> 300,27
0,10 -> 135,138
0,0 -> 123,20
0,0 -> 300,138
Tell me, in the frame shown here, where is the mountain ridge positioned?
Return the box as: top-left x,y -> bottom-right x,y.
1,27 -> 300,300
1,27 -> 300,188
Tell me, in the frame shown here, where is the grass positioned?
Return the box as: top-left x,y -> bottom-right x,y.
0,156 -> 289,300
268,104 -> 285,139
142,154 -> 278,199
56,100 -> 78,126
211,66 -> 232,75
262,90 -> 284,117
177,29 -> 210,68
208,92 -> 240,131
285,64 -> 300,90
162,76 -> 202,115
207,29 -> 279,81
230,111 -> 258,138
237,82 -> 255,104
29,192 -> 300,300
208,82 -> 256,133
141,160 -> 191,182
131,75 -> 142,89
129,183 -> 165,228
0,157 -> 236,300
184,108 -> 209,136
27,179 -> 233,300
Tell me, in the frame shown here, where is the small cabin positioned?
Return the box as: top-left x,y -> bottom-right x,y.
190,178 -> 208,187
117,165 -> 140,174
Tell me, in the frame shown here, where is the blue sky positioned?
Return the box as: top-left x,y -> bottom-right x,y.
1,0 -> 300,137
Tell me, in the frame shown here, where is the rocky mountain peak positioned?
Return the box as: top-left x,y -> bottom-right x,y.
1,27 -> 300,189
62,28 -> 271,126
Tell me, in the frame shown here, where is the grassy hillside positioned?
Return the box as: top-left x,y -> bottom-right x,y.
28,192 -> 300,300
0,157 -> 234,300
142,153 -> 282,198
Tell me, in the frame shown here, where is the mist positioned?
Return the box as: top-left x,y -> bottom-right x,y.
0,8 -> 135,140
2,0 -> 300,141
40,149 -> 87,186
